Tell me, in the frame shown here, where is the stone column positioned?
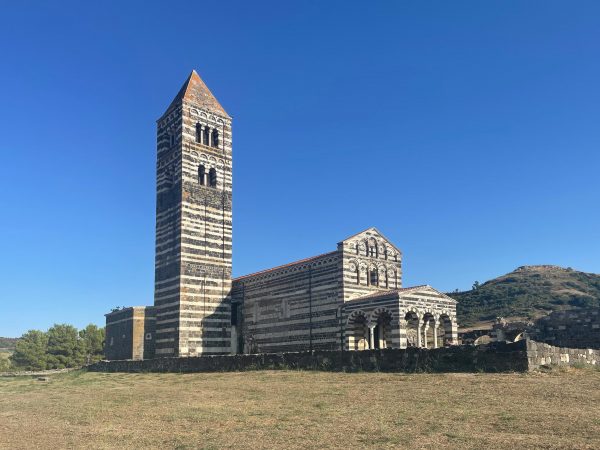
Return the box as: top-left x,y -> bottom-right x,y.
433,319 -> 438,349
369,325 -> 375,350
207,127 -> 212,147
423,320 -> 429,348
450,319 -> 459,345
416,320 -> 422,348
398,319 -> 407,349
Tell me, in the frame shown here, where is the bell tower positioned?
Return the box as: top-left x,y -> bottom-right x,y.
154,70 -> 233,356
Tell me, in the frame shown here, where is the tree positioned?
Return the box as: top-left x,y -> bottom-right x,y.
10,330 -> 49,370
79,324 -> 105,364
0,355 -> 12,372
472,281 -> 481,290
46,324 -> 85,369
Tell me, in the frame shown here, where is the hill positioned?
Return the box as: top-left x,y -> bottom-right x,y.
450,265 -> 600,327
0,337 -> 18,351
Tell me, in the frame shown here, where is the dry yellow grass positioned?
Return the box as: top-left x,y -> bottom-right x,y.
1,369 -> 599,449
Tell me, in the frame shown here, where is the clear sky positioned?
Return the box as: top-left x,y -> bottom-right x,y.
1,1 -> 599,337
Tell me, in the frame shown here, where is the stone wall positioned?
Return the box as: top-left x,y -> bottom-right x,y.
529,308 -> 600,349
89,341 -> 531,373
105,306 -> 155,361
526,340 -> 600,370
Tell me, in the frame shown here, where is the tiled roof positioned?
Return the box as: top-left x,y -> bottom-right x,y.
233,251 -> 339,281
346,285 -> 430,302
165,70 -> 230,118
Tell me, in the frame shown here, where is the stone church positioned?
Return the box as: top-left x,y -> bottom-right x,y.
104,71 -> 458,360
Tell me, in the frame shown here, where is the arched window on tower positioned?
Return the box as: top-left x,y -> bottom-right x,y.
195,123 -> 202,143
209,168 -> 217,187
203,127 -> 210,146
198,165 -> 206,185
169,132 -> 176,147
212,129 -> 219,148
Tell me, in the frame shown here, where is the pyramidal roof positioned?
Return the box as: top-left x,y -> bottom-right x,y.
164,70 -> 230,118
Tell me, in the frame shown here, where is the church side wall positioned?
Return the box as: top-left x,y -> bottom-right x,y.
232,252 -> 343,353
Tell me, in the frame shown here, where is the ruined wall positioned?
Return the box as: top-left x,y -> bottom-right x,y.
529,308 -> 600,349
526,340 -> 600,370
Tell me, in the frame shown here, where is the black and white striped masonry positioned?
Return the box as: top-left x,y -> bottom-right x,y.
153,70 -> 233,357
104,71 -> 458,360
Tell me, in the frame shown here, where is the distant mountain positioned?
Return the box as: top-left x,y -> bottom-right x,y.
0,337 -> 18,351
449,265 -> 600,327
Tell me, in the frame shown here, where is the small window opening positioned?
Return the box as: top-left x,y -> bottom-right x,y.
209,168 -> 217,187
231,303 -> 238,326
212,129 -> 219,148
195,123 -> 202,143
198,165 -> 206,185
370,269 -> 378,286
203,127 -> 210,145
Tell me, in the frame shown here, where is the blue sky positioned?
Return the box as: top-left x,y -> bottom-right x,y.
1,1 -> 599,337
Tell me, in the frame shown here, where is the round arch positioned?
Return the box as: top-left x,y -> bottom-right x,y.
346,310 -> 369,350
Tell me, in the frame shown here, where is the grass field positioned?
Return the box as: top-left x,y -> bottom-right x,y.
1,369 -> 599,449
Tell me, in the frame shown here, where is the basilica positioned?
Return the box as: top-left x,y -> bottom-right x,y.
104,71 -> 458,360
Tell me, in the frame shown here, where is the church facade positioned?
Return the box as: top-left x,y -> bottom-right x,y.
104,71 -> 458,360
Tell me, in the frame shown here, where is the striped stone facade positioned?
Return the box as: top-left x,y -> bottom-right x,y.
104,70 -> 457,360
232,252 -> 342,353
153,71 -> 233,357
232,228 -> 458,353
343,287 -> 458,350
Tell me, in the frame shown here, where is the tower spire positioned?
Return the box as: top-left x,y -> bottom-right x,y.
165,70 -> 230,118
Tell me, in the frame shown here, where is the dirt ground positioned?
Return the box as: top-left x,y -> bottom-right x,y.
1,368 -> 599,449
